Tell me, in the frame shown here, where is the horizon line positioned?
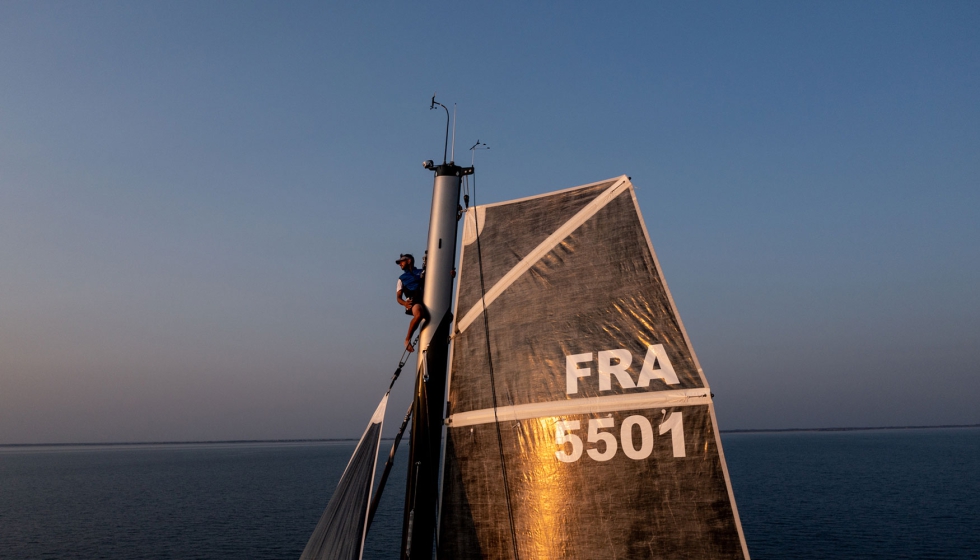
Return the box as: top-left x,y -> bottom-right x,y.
1,423 -> 978,448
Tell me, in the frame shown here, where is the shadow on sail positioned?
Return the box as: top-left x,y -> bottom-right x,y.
300,395 -> 387,560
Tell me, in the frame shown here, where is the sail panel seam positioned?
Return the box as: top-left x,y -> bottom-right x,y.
455,177 -> 630,334
446,389 -> 711,427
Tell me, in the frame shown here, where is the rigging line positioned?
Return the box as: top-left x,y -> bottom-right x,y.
364,326 -> 425,532
403,327 -> 437,558
472,171 -> 522,560
389,326 -> 425,393
366,401 -> 413,530
405,344 -> 432,558
406,327 -> 436,538
419,322 -> 443,481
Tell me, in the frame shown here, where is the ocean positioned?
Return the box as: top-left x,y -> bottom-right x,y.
1,428 -> 977,559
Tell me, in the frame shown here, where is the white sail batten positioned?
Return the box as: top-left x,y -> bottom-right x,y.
447,389 -> 711,427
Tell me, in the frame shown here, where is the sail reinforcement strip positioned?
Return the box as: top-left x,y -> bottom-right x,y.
455,177 -> 631,335
446,389 -> 711,428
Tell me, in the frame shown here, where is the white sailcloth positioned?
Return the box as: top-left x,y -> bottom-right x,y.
300,395 -> 387,560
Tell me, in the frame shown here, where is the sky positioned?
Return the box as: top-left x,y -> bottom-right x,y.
0,1 -> 977,444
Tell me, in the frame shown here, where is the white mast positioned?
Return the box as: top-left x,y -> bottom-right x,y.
401,97 -> 472,560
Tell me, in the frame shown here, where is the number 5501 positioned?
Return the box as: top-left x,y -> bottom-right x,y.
555,413 -> 686,463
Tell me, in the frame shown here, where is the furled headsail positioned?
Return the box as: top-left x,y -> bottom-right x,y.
438,177 -> 749,559
300,394 -> 387,560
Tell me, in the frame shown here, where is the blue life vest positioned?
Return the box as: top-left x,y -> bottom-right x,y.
399,268 -> 424,296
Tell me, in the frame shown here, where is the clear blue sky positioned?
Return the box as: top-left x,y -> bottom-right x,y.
1,1 -> 977,443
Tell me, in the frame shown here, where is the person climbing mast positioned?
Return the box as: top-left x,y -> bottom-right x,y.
396,253 -> 427,352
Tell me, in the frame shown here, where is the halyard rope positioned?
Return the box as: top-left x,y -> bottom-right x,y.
470,173 -> 521,560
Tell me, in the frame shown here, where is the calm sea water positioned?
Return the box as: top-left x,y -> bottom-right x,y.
1,428 -> 977,559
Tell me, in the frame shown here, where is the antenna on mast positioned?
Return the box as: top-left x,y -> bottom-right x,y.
464,140 -> 488,208
430,94 -> 450,164
470,139 -> 489,167
451,104 -> 457,164
406,96 -> 472,560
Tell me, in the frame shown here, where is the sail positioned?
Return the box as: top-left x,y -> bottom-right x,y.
438,177 -> 749,559
300,394 -> 387,560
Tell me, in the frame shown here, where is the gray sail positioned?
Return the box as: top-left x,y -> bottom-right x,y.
438,177 -> 750,559
300,395 -> 387,560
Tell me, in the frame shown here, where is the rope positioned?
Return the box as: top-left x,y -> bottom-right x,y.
470,173 -> 521,560
366,401 -> 412,529
365,325 -> 424,533
389,323 -> 425,392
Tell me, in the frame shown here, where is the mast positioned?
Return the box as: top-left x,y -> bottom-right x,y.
401,160 -> 471,559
